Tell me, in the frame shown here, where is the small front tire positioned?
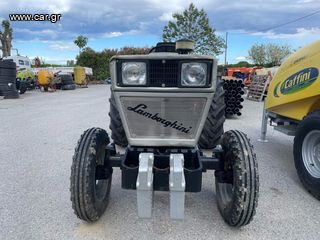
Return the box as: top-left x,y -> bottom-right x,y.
215,130 -> 259,227
70,128 -> 113,222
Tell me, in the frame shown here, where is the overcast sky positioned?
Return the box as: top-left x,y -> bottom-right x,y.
0,0 -> 319,64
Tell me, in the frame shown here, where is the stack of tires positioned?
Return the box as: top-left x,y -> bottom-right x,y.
0,60 -> 19,99
60,74 -> 76,90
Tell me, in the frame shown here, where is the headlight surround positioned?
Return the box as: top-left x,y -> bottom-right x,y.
181,62 -> 207,86
122,62 -> 146,85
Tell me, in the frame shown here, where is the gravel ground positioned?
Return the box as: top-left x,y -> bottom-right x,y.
1,85 -> 319,240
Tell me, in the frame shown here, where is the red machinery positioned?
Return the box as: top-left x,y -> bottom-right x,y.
224,66 -> 263,86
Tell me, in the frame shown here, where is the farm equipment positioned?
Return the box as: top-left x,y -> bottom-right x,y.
224,66 -> 263,86
16,68 -> 36,93
74,66 -> 88,87
259,40 -> 320,200
70,40 -> 259,227
37,69 -> 55,91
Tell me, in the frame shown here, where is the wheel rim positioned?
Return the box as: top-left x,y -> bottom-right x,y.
217,182 -> 234,207
95,179 -> 110,201
302,130 -> 320,178
94,147 -> 111,201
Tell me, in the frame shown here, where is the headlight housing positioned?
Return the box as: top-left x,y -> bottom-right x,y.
122,62 -> 146,85
181,62 -> 207,86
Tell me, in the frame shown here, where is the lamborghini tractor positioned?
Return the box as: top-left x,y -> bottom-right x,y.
70,40 -> 259,227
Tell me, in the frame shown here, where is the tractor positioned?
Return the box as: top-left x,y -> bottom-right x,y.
70,40 -> 259,227
259,40 -> 320,200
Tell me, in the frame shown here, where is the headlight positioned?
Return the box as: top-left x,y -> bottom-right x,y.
122,62 -> 146,85
181,63 -> 207,86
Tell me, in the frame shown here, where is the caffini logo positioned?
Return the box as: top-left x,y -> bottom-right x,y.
279,67 -> 319,95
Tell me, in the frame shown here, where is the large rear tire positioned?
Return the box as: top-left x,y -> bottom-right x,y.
198,79 -> 226,149
109,93 -> 128,147
294,111 -> 320,200
215,130 -> 259,227
70,128 -> 113,222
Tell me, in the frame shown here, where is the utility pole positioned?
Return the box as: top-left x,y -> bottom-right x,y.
224,32 -> 228,66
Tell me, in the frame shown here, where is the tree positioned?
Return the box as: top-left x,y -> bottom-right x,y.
248,43 -> 292,66
265,43 -> 291,66
248,43 -> 266,66
162,3 -> 224,55
0,20 -> 13,57
74,35 -> 88,53
76,46 -> 150,80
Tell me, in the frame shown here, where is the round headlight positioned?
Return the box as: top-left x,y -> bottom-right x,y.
122,62 -> 146,85
181,63 -> 207,86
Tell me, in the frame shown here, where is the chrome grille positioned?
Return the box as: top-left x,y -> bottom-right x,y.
149,60 -> 179,87
120,97 -> 207,140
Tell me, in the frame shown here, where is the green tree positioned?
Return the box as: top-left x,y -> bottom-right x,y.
265,43 -> 291,66
0,20 -> 13,57
248,43 -> 266,66
162,3 -> 224,55
248,43 -> 292,66
74,35 -> 88,53
76,46 -> 150,81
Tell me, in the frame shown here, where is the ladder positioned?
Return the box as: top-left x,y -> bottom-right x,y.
247,75 -> 270,102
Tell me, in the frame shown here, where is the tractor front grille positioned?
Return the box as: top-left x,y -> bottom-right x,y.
119,96 -> 207,140
149,60 -> 179,87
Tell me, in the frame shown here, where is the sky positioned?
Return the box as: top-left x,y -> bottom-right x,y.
0,0 -> 319,65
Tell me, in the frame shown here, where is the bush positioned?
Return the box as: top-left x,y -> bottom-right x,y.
76,47 -> 150,81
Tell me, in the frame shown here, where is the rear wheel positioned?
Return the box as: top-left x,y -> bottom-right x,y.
198,79 -> 226,149
109,93 -> 128,147
70,128 -> 113,221
294,111 -> 320,200
215,130 -> 259,227
18,80 -> 27,94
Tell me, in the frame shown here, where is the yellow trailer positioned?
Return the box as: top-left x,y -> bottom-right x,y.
260,40 -> 320,200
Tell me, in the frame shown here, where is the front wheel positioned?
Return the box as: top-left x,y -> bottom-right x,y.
70,128 -> 113,222
215,130 -> 259,227
294,111 -> 320,200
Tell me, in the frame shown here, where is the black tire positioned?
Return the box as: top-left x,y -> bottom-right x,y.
198,79 -> 226,149
43,86 -> 49,92
215,130 -> 259,227
3,81 -> 19,99
0,68 -> 16,77
60,74 -> 74,85
294,111 -> 320,200
109,93 -> 128,147
70,128 -> 113,222
0,60 -> 16,69
3,91 -> 19,99
61,84 -> 76,90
